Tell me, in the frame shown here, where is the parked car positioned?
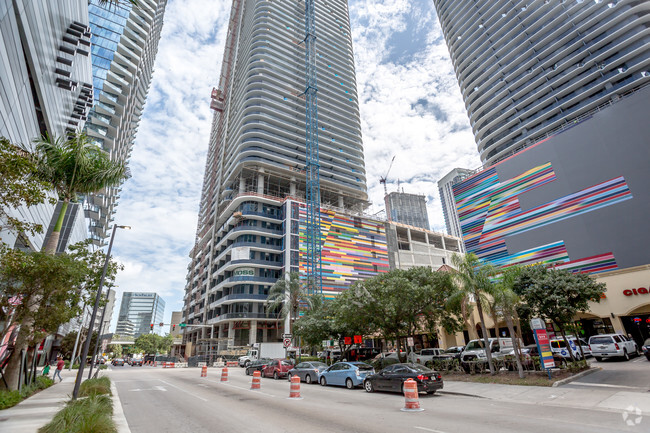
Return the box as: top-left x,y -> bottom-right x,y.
112,358 -> 125,366
318,361 -> 374,389
245,358 -> 271,376
642,338 -> 650,361
549,336 -> 590,360
131,358 -> 144,366
504,344 -> 566,370
408,348 -> 450,365
363,363 -> 443,394
287,361 -> 328,384
460,338 -> 520,372
589,334 -> 639,361
443,346 -> 464,360
260,358 -> 294,379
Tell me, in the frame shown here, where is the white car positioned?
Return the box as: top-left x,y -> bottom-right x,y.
549,337 -> 591,360
588,334 -> 639,361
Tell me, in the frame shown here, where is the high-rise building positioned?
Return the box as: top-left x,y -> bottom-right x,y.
182,0 -> 378,356
385,192 -> 430,230
116,292 -> 165,338
0,0 -> 93,251
84,0 -> 167,245
437,167 -> 473,238
432,0 -> 650,166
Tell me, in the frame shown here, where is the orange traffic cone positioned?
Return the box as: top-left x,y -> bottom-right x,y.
221,367 -> 228,382
251,370 -> 261,390
401,379 -> 423,412
201,365 -> 207,377
288,375 -> 302,399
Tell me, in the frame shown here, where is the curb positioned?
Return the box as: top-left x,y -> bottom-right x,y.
110,381 -> 132,433
551,367 -> 601,387
438,390 -> 487,399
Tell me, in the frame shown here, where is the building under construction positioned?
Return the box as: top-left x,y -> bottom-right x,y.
181,0 -> 382,357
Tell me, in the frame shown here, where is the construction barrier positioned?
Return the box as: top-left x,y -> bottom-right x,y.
226,361 -> 238,367
201,366 -> 207,377
221,367 -> 229,382
251,370 -> 261,390
401,379 -> 423,412
288,375 -> 302,399
175,362 -> 188,368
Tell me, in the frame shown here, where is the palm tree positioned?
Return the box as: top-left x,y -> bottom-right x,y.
33,132 -> 127,254
265,272 -> 310,336
493,266 -> 525,378
449,253 -> 497,374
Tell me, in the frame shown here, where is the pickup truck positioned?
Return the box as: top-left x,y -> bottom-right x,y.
408,348 -> 450,365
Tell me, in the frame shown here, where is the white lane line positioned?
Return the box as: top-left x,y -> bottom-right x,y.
570,382 -> 645,390
158,379 -> 208,402
203,378 -> 277,398
415,427 -> 449,433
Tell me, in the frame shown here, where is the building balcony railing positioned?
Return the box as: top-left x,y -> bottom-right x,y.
212,312 -> 279,322
208,293 -> 268,309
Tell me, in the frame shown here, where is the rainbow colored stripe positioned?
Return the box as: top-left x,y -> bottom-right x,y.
453,162 -> 632,273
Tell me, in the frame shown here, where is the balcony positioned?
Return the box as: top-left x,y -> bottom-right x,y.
217,312 -> 279,321
208,293 -> 268,309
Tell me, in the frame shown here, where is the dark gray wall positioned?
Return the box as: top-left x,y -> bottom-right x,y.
496,86 -> 650,269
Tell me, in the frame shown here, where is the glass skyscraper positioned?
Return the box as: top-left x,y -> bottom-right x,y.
84,0 -> 167,245
116,292 -> 165,338
432,0 -> 650,166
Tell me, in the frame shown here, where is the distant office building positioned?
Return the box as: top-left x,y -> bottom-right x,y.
84,0 -> 167,245
385,192 -> 430,230
116,292 -> 165,338
0,0 -> 92,251
432,0 -> 650,166
437,168 -> 474,238
100,289 -> 116,336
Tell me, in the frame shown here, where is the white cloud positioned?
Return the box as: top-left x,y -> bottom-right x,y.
108,0 -> 481,330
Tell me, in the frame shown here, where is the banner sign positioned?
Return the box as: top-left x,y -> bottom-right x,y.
533,329 -> 555,369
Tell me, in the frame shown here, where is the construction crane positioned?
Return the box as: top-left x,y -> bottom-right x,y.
303,0 -> 321,295
379,155 -> 396,196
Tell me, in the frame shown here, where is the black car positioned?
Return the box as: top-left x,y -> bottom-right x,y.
642,338 -> 650,361
131,358 -> 144,366
363,363 -> 443,395
245,358 -> 271,376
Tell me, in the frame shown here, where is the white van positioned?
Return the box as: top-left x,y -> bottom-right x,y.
549,336 -> 591,360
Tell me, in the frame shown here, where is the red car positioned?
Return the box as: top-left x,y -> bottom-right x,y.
260,359 -> 293,379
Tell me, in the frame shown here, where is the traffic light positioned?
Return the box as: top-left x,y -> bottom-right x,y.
172,324 -> 176,331
150,323 -> 154,331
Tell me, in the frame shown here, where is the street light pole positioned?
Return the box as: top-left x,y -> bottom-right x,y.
88,299 -> 109,379
72,225 -> 130,399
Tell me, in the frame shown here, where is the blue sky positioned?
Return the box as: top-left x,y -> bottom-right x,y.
108,0 -> 481,332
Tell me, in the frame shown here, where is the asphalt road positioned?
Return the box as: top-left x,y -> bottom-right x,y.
109,366 -> 643,433
566,354 -> 650,392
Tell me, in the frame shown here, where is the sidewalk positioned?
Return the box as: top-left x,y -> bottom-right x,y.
441,380 -> 650,415
0,378 -> 74,432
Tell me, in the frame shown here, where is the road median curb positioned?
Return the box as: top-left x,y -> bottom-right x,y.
110,380 -> 131,433
438,390 -> 487,398
551,367 -> 601,387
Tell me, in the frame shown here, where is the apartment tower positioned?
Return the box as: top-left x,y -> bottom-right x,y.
437,167 -> 473,238
432,0 -> 650,166
183,0 -> 370,355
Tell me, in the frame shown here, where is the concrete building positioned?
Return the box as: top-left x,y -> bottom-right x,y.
182,0 -> 374,356
100,288 -> 116,336
437,167 -> 473,238
0,0 -> 93,251
385,192 -> 430,230
116,292 -> 165,338
84,0 -> 167,245
432,0 -> 650,166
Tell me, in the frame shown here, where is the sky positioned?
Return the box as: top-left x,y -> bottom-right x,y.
108,0 -> 481,332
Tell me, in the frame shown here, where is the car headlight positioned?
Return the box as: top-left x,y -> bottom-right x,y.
477,352 -> 486,358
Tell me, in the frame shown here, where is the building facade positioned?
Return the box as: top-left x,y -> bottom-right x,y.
385,192 -> 430,230
183,0 -> 374,356
116,292 -> 165,338
84,0 -> 167,245
0,0 -> 92,251
433,0 -> 650,166
437,167 -> 473,238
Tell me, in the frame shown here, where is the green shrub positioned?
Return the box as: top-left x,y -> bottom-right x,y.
0,375 -> 54,410
0,390 -> 22,410
36,376 -> 54,389
296,356 -> 320,362
79,377 -> 111,397
39,394 -> 115,433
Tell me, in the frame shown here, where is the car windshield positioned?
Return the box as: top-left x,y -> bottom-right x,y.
644,338 -> 650,346
590,336 -> 614,344
465,341 -> 487,350
407,363 -> 433,373
310,362 -> 327,368
445,348 -> 459,353
281,361 -> 292,366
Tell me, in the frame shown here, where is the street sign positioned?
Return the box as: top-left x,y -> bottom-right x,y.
343,336 -> 352,345
159,322 -> 164,327
283,338 -> 292,348
533,329 -> 555,369
282,333 -> 292,339
179,323 -> 186,328
353,335 -> 362,344
530,317 -> 545,330
407,337 -> 414,347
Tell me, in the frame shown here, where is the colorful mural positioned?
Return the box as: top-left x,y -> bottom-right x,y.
297,204 -> 389,299
453,162 -> 632,273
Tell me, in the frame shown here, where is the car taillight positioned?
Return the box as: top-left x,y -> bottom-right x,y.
314,369 -> 319,372
416,375 -> 428,381
416,358 -> 421,363
356,370 -> 361,377
615,343 -> 620,350
589,345 -> 592,351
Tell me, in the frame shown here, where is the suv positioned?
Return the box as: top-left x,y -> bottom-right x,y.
589,334 -> 639,361
408,348 -> 449,365
261,359 -> 294,379
460,338 -> 518,372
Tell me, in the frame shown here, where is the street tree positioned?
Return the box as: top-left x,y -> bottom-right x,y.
293,295 -> 334,350
513,265 -> 606,362
0,247 -> 86,389
33,132 -> 127,254
60,330 -> 98,360
108,344 -> 123,358
134,333 -> 159,355
492,266 -> 525,378
448,253 -> 498,374
266,272 -> 311,335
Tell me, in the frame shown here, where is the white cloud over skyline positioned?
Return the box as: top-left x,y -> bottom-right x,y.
108,0 -> 481,332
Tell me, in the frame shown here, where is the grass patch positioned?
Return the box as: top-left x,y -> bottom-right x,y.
442,369 -> 580,387
0,376 -> 54,410
79,377 -> 111,397
39,393 -> 115,433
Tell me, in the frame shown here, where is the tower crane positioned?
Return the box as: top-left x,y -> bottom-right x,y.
379,155 -> 395,197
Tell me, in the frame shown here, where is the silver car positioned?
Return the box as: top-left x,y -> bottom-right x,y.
287,361 -> 328,384
589,334 -> 638,361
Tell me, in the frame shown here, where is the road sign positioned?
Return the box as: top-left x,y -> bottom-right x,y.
533,329 -> 555,369
179,323 -> 186,328
159,322 -> 164,327
530,317 -> 545,330
343,336 -> 352,345
283,333 -> 292,339
283,338 -> 292,348
353,335 -> 362,344
407,337 -> 414,347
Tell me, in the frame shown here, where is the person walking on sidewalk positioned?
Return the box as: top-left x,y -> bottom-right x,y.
53,356 -> 64,382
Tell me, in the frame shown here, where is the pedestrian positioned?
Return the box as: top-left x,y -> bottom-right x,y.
42,363 -> 50,377
52,356 -> 65,382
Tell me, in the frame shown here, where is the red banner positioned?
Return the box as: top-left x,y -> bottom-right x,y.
353,335 -> 362,344
344,336 -> 352,345
534,329 -> 555,369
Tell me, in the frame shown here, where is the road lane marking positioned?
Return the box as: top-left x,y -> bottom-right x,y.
202,378 -> 276,398
158,379 -> 208,402
570,382 -> 645,390
415,427 -> 449,433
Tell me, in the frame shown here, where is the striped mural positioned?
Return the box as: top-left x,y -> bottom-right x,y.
453,162 -> 632,273
298,205 -> 389,299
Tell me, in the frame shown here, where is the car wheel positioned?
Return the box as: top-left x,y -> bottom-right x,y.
345,378 -> 354,389
427,390 -> 436,395
595,357 -> 603,362
320,376 -> 327,386
305,374 -> 312,384
273,371 -> 279,380
623,350 -> 630,361
364,380 -> 374,393
245,360 -> 250,368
